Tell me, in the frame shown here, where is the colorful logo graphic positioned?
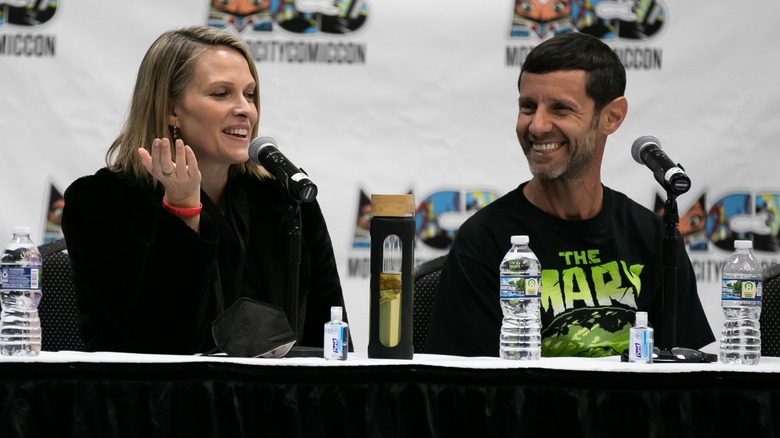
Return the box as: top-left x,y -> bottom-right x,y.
655,190 -> 780,254
351,187 -> 499,253
509,0 -> 666,41
654,193 -> 707,250
353,185 -> 780,263
416,189 -> 498,251
208,0 -> 369,35
42,182 -> 64,244
0,0 -> 58,27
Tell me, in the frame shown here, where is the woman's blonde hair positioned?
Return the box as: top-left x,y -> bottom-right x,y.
106,25 -> 267,184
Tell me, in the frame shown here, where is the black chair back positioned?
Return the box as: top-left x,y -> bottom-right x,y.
412,255 -> 447,353
38,238 -> 85,351
761,263 -> 780,357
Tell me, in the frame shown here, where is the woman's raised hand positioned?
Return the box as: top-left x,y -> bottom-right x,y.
138,138 -> 202,208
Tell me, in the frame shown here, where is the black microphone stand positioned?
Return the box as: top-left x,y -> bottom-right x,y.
285,201 -> 302,339
282,200 -> 323,358
654,189 -> 716,363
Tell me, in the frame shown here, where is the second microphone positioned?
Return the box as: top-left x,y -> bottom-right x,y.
631,135 -> 691,195
249,137 -> 318,203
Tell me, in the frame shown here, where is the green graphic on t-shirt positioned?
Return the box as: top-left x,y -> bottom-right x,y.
541,307 -> 633,357
538,259 -> 644,357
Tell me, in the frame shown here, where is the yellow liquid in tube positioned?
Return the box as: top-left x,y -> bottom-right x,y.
379,271 -> 402,347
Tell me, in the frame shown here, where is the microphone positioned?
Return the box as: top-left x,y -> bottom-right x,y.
631,136 -> 691,195
249,137 -> 318,203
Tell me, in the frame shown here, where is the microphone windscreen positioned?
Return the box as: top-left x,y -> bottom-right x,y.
248,136 -> 277,166
631,135 -> 660,165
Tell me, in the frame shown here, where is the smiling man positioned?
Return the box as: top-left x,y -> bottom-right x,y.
425,32 -> 714,358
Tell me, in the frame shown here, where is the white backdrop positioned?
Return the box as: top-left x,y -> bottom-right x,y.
2,0 -> 780,353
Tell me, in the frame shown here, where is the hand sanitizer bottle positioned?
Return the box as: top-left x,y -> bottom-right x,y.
628,311 -> 654,364
324,306 -> 348,361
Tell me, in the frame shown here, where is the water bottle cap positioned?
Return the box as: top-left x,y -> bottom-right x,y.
330,306 -> 343,321
635,311 -> 648,326
11,226 -> 31,236
734,240 -> 753,250
511,235 -> 529,245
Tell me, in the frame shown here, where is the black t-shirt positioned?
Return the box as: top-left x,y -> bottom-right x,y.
425,183 -> 715,357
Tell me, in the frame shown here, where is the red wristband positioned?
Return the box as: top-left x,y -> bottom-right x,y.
162,198 -> 202,217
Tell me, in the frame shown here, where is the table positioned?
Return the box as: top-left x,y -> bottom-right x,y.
2,352 -> 780,437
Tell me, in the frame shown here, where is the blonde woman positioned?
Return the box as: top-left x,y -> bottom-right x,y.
62,26 -> 348,354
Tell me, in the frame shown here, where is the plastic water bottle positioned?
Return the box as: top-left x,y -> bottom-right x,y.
499,235 -> 541,360
720,239 -> 762,365
628,311 -> 654,363
324,306 -> 349,361
0,226 -> 43,356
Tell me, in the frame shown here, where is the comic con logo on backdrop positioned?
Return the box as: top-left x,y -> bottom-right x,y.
654,189 -> 780,284
347,186 -> 499,279
206,0 -> 368,65
506,0 -> 666,70
0,0 -> 58,57
345,184 -> 780,281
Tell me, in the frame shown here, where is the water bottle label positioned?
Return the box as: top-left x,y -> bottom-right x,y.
721,278 -> 762,301
0,266 -> 40,290
500,275 -> 541,298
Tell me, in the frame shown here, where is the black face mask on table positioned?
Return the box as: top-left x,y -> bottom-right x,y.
210,297 -> 296,358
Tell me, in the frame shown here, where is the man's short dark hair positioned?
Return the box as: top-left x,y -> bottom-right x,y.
520,32 -> 626,111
